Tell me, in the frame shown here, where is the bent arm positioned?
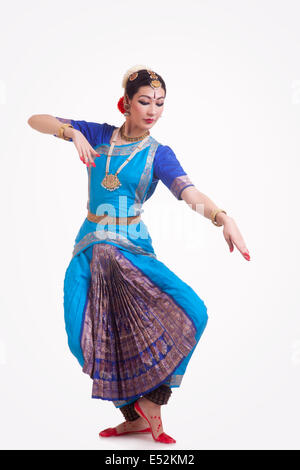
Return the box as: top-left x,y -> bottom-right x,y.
27,114 -> 76,140
180,186 -> 229,226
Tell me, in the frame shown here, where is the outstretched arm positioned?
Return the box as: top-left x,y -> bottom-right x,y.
27,114 -> 100,166
27,114 -> 76,140
180,186 -> 251,261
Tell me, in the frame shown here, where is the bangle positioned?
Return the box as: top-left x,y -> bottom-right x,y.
57,123 -> 74,141
210,208 -> 227,226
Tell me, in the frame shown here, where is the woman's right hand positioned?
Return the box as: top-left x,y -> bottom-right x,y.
71,129 -> 100,167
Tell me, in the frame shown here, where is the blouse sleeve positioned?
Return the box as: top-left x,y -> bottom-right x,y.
153,144 -> 195,200
53,117 -> 106,148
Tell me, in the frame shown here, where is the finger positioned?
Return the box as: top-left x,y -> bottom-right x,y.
236,242 -> 251,260
92,148 -> 101,158
237,243 -> 250,257
224,235 -> 233,252
82,149 -> 90,167
88,152 -> 96,167
78,146 -> 86,163
83,148 -> 94,167
80,154 -> 87,165
242,248 -> 251,260
84,148 -> 96,167
227,234 -> 249,259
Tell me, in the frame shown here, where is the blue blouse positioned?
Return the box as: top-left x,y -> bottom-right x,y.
54,118 -> 195,201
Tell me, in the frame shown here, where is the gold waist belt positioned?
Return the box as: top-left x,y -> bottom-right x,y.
87,210 -> 141,225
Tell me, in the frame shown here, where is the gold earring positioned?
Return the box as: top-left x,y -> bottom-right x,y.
124,98 -> 131,116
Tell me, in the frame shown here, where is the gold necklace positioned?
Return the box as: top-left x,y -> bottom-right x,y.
119,122 -> 150,142
101,127 -> 150,191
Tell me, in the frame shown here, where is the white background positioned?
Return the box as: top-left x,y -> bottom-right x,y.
1,0 -> 299,450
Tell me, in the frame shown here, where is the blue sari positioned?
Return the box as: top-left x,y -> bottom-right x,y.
55,118 -> 208,408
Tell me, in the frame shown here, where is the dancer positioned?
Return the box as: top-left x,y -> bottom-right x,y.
27,65 -> 250,444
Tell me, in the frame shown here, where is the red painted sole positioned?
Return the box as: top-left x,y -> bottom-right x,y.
99,426 -> 151,437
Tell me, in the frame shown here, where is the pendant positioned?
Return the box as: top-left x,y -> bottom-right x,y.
101,173 -> 122,191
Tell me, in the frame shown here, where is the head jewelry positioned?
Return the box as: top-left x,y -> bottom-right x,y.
118,65 -> 163,115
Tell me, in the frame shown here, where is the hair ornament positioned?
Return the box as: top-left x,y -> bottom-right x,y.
117,96 -> 126,114
129,72 -> 138,81
147,69 -> 162,88
121,64 -> 149,89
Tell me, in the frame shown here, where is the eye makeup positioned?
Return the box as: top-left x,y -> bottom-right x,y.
139,100 -> 164,107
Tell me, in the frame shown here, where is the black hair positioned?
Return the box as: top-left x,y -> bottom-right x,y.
125,69 -> 166,100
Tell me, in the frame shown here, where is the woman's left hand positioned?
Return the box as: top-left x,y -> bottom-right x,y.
221,216 -> 251,261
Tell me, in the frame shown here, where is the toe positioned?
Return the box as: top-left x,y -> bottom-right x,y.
99,427 -> 117,437
157,432 -> 176,444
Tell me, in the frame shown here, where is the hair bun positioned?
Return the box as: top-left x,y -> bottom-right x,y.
121,64 -> 151,89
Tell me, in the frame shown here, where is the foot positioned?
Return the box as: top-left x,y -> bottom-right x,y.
134,397 -> 176,443
115,417 -> 150,435
99,417 -> 150,437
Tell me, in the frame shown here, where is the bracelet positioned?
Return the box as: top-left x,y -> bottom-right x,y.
57,123 -> 74,141
210,208 -> 227,226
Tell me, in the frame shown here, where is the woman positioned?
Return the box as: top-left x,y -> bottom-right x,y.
28,65 -> 250,444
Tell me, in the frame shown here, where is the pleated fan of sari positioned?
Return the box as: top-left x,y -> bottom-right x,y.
80,244 -> 197,401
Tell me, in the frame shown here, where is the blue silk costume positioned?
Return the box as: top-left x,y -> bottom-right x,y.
55,118 -> 208,408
